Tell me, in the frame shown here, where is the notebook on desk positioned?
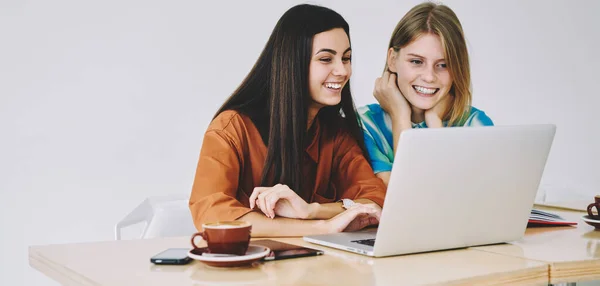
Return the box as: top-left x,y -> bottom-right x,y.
304,124 -> 556,257
528,209 -> 577,227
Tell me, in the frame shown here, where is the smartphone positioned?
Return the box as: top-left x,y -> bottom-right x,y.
252,239 -> 324,261
150,248 -> 193,265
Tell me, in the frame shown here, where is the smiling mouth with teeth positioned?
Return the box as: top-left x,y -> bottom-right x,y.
413,85 -> 438,96
324,82 -> 343,90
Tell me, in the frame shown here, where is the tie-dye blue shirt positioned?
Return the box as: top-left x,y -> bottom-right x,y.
358,103 -> 494,173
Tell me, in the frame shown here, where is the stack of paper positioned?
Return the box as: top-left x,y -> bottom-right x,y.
528,209 -> 578,227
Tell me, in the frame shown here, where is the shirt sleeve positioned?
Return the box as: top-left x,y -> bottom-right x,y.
189,129 -> 253,230
332,130 -> 387,207
465,110 -> 494,126
362,128 -> 393,173
358,107 -> 393,173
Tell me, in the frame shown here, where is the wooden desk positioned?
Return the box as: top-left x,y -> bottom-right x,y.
29,237 -> 548,285
472,207 -> 600,284
534,201 -> 591,212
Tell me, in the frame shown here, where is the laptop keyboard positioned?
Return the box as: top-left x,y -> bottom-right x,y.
352,239 -> 375,246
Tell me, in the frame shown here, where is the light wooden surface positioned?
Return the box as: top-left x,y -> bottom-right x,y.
29,236 -> 549,286
472,206 -> 600,284
534,201 -> 595,212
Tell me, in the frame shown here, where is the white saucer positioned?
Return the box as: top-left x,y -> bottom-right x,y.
188,245 -> 271,267
581,215 -> 600,229
582,215 -> 600,223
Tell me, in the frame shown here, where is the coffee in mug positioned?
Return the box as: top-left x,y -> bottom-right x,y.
191,221 -> 252,255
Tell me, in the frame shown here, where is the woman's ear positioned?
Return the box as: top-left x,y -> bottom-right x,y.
387,48 -> 398,73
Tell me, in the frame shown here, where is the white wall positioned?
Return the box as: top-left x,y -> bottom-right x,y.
1,0 -> 599,284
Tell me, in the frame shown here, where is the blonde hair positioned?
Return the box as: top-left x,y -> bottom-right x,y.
387,2 -> 471,126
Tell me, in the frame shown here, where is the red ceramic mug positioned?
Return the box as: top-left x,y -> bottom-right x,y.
587,195 -> 600,220
191,221 -> 252,256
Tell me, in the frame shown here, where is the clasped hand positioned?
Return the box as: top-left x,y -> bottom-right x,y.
249,184 -> 314,219
249,184 -> 381,232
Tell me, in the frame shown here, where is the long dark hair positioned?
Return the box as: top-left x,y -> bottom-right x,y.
214,4 -> 367,194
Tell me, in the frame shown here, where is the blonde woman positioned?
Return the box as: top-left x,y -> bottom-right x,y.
359,2 -> 493,185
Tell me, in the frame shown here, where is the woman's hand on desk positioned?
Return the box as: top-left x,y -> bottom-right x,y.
249,184 -> 315,219
249,184 -> 381,233
327,203 -> 381,233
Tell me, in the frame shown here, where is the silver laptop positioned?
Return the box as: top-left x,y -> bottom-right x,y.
304,124 -> 556,257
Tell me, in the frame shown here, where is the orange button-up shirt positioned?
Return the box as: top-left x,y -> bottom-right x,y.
189,110 -> 386,229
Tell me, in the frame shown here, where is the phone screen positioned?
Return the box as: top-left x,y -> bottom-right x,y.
150,248 -> 192,265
